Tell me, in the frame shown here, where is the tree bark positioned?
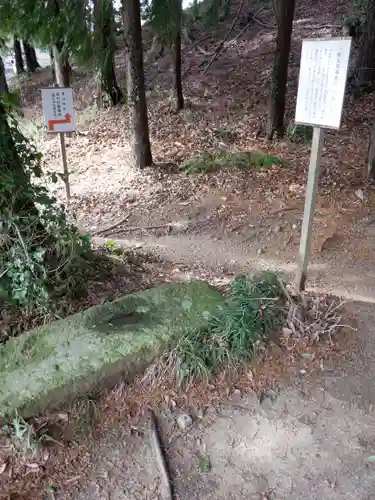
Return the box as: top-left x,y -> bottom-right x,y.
123,0 -> 153,168
174,0 -> 184,112
0,55 -> 9,94
53,43 -> 71,87
94,0 -> 123,106
13,37 -> 24,74
22,41 -> 39,72
266,0 -> 295,140
354,0 -> 375,94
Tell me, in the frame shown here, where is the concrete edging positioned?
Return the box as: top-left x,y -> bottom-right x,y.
0,281 -> 224,422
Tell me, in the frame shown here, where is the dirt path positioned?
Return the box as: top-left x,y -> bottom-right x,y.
95,216 -> 375,301
57,302 -> 375,500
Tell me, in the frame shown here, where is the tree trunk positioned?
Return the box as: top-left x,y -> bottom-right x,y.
49,48 -> 56,82
105,64 -> 123,105
23,41 -> 39,72
266,0 -> 295,140
368,121 -> 375,179
354,0 -> 375,94
13,37 -> 24,74
0,55 -> 9,94
174,0 -> 184,112
123,0 -> 153,168
94,0 -> 123,106
29,45 -> 40,69
53,43 -> 71,87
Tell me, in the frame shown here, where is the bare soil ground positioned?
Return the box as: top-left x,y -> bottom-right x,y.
4,0 -> 375,497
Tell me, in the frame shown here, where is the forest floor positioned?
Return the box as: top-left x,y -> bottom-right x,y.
3,0 -> 375,497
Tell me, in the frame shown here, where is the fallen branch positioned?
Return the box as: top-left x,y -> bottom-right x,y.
149,410 -> 173,500
184,33 -> 213,53
269,206 -> 298,216
252,14 -> 276,29
91,215 -> 130,236
224,18 -> 254,50
115,222 -> 173,233
196,45 -> 215,56
202,0 -> 244,76
299,23 -> 341,29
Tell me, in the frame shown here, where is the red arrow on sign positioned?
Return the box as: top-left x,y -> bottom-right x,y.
48,113 -> 72,131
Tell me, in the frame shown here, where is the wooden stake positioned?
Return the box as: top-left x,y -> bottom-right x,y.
295,126 -> 324,291
59,132 -> 71,201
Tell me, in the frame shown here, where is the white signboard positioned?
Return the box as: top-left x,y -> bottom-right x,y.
295,38 -> 351,130
41,87 -> 76,133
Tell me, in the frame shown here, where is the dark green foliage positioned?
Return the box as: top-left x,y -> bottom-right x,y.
143,0 -> 179,46
164,272 -> 286,386
92,0 -> 123,106
343,0 -> 366,31
203,0 -> 232,26
179,151 -> 283,175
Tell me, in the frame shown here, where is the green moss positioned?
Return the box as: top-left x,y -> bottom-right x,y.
179,151 -> 283,175
0,331 -> 56,372
0,281 -> 224,421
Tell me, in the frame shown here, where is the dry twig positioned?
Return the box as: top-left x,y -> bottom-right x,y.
149,410 -> 173,500
282,293 -> 354,344
91,216 -> 130,235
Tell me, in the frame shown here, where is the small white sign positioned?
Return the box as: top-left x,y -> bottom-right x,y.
41,87 -> 76,133
295,38 -> 352,130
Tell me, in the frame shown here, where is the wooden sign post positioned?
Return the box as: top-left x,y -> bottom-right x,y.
294,38 -> 352,291
41,87 -> 76,202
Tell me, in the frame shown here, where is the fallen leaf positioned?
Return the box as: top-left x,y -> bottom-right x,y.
0,462 -> 7,475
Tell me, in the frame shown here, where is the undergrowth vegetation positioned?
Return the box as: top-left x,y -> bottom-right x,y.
286,124 -> 313,144
0,102 -> 92,339
179,150 -> 283,175
145,272 -> 286,386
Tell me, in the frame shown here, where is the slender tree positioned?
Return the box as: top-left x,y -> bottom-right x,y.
52,42 -> 71,86
354,0 -> 375,93
266,0 -> 295,139
174,0 -> 184,111
50,0 -> 71,86
49,47 -> 56,82
123,0 -> 153,168
13,37 -> 24,74
0,55 -> 9,94
147,0 -> 184,111
93,0 -> 123,105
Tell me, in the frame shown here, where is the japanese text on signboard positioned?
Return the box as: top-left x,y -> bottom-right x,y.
41,87 -> 76,133
295,39 -> 351,129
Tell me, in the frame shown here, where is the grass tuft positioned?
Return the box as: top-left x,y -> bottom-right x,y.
179,151 -> 283,175
286,124 -> 313,144
144,272 -> 286,387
